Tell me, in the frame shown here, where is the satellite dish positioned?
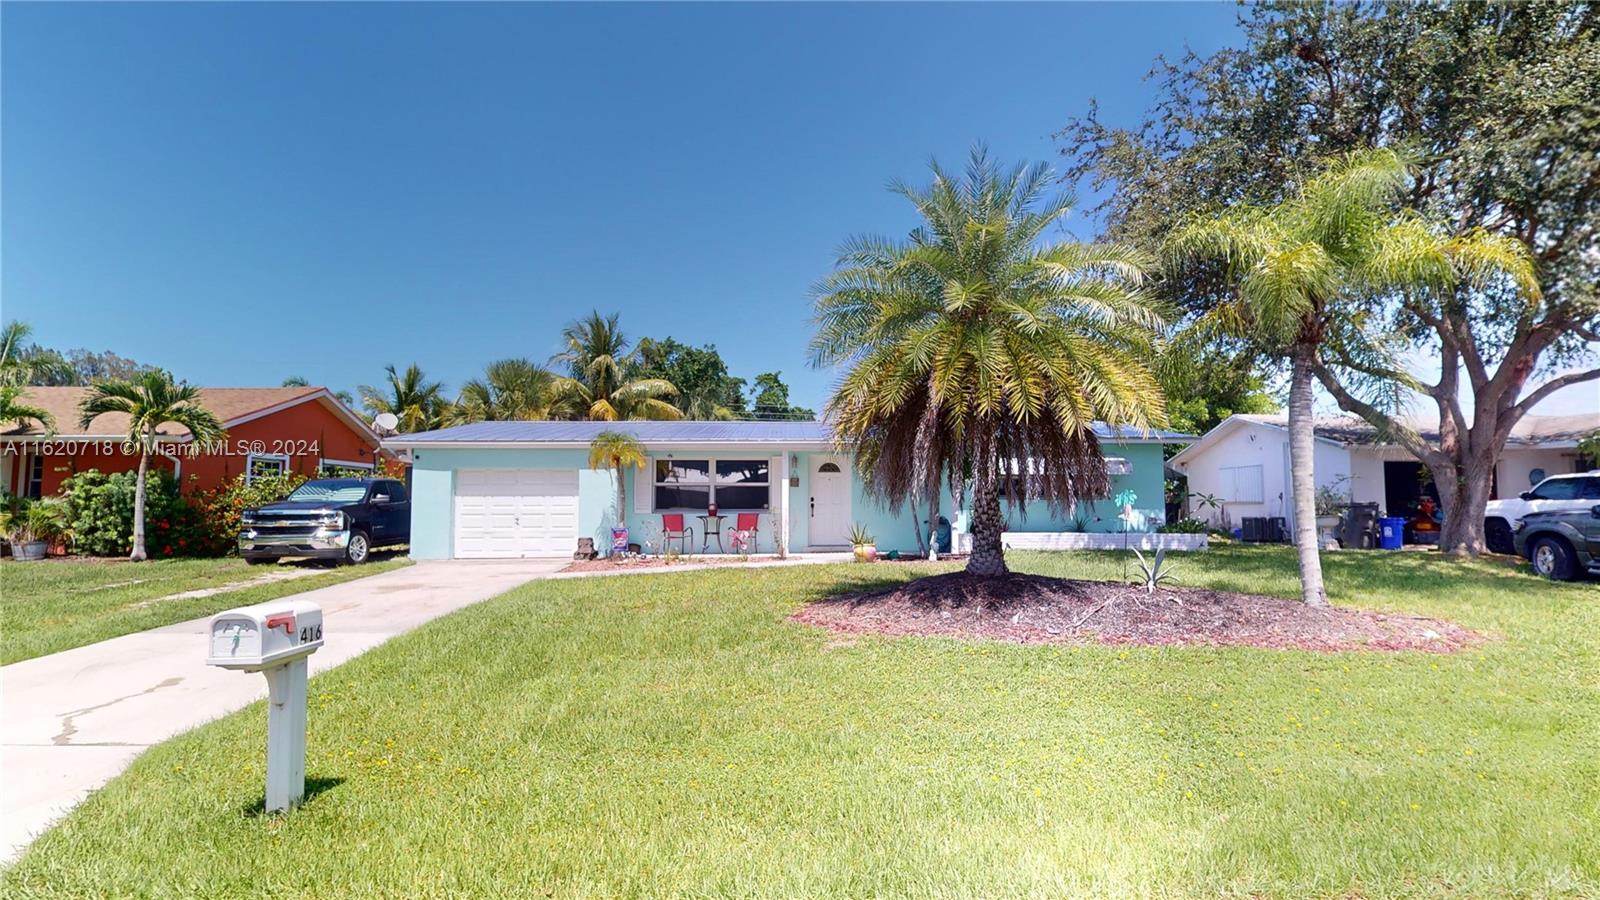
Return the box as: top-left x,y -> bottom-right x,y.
373,413 -> 400,434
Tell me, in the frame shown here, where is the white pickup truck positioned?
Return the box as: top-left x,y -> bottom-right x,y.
1484,471 -> 1600,554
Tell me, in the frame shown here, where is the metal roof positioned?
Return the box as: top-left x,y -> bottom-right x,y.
386,419 -> 1193,447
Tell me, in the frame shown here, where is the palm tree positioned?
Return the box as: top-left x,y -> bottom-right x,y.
587,430 -> 648,527
812,148 -> 1167,577
0,385 -> 54,433
358,364 -> 448,433
1168,148 -> 1537,605
0,321 -> 69,387
447,358 -> 557,425
549,311 -> 683,421
78,372 -> 225,561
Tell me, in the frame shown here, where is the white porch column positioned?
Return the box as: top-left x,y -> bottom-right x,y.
777,453 -> 791,558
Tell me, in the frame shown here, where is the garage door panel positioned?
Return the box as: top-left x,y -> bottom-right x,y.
453,469 -> 580,559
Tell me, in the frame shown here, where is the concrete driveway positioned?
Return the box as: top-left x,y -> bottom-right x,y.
1,558 -> 565,861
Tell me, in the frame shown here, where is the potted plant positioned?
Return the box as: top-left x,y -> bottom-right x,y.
31,498 -> 72,556
849,523 -> 877,562
1314,478 -> 1351,547
2,497 -> 48,561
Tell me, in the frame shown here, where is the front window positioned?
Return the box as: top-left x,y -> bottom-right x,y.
25,455 -> 44,499
653,458 -> 769,510
285,480 -> 369,504
246,453 -> 290,485
655,459 -> 710,509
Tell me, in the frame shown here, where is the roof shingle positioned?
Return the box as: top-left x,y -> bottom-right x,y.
3,386 -> 328,438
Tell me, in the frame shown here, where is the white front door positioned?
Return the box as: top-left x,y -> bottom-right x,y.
454,469 -> 579,558
810,456 -> 851,547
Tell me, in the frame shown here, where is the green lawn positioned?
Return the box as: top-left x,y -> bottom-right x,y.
6,548 -> 1596,897
1,555 -> 411,665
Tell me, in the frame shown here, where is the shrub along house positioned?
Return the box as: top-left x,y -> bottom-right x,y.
0,386 -> 389,498
383,420 -> 1190,559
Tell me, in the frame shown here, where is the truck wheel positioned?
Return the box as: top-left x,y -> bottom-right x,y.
1485,518 -> 1515,554
344,530 -> 371,565
1530,536 -> 1577,581
246,557 -> 274,566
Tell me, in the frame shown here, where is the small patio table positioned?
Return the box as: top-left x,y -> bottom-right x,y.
697,514 -> 727,553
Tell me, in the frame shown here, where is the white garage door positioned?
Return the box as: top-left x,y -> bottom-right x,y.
454,469 -> 579,559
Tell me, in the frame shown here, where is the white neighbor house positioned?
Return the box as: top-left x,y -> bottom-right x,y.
1168,412 -> 1599,531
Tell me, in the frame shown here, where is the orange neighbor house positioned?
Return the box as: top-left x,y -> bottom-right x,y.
1,386 -> 395,499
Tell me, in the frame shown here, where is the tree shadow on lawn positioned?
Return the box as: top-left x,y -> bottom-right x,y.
238,776 -> 345,818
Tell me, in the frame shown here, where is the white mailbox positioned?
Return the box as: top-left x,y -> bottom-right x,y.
206,598 -> 324,813
208,599 -> 324,672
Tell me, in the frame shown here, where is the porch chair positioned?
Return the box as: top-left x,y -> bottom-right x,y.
727,512 -> 760,552
660,513 -> 693,554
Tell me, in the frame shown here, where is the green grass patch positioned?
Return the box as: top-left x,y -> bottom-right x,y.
6,547 -> 1596,896
1,555 -> 411,665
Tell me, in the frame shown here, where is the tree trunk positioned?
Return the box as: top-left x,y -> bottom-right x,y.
909,494 -> 927,556
912,391 -> 939,560
130,434 -> 150,562
1438,449 -> 1493,558
615,461 -> 627,527
926,483 -> 941,561
1287,345 -> 1327,606
965,426 -> 1008,577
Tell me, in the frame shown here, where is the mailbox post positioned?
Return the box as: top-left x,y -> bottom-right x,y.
206,599 -> 324,813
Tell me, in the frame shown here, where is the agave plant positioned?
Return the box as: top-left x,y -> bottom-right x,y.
1130,547 -> 1181,597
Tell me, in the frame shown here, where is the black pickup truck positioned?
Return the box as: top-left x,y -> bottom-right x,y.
239,477 -> 410,565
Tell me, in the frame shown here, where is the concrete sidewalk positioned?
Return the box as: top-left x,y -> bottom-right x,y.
1,558 -> 564,862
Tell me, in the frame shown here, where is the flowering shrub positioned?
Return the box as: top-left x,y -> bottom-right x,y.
190,471 -> 308,556
61,469 -> 199,557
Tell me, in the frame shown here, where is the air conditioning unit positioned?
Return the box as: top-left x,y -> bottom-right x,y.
1241,517 -> 1289,543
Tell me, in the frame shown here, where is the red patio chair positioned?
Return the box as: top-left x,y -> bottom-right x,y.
661,513 -> 692,553
726,512 -> 760,551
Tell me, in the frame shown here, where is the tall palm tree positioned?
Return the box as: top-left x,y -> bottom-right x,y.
549,311 -> 682,421
812,148 -> 1167,577
587,430 -> 648,527
0,385 -> 54,433
78,372 -> 226,561
447,358 -> 557,425
358,364 -> 448,433
1168,148 -> 1537,605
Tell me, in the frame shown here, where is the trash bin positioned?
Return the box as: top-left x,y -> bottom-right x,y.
1343,502 -> 1380,549
1378,516 -> 1407,550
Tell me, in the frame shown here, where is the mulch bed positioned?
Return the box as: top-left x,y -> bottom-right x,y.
792,571 -> 1482,653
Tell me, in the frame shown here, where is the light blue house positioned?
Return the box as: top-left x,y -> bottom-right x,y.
384,421 -> 1188,560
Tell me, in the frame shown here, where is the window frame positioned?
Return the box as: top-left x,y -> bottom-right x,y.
245,452 -> 291,486
652,456 -> 771,512
318,457 -> 375,478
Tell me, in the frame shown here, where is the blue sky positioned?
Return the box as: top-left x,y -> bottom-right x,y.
8,3 -> 1588,418
2,2 -> 1245,410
